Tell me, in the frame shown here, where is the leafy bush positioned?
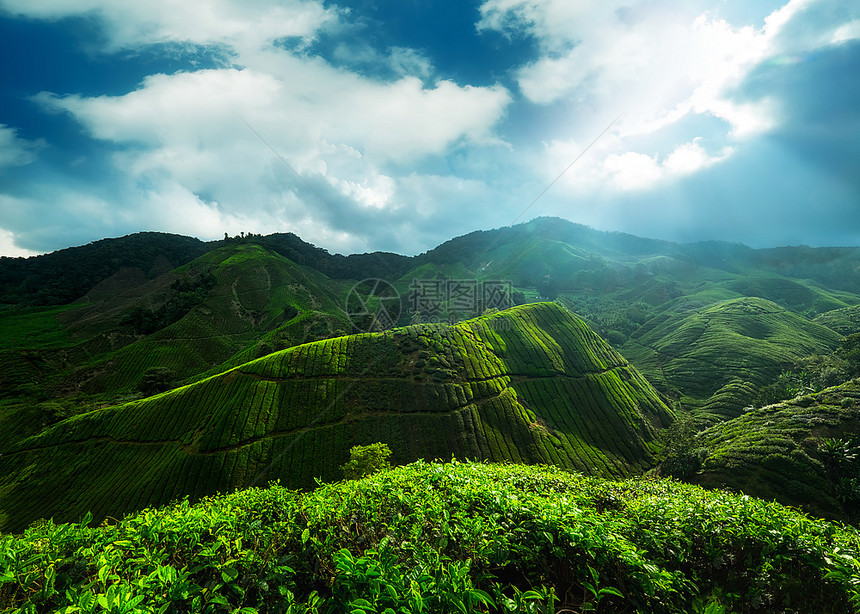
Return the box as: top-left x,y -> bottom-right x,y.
2,461 -> 860,613
340,443 -> 392,480
659,419 -> 708,478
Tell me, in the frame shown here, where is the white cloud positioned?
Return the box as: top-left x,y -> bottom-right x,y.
32,55 -> 510,248
36,69 -> 504,245
664,140 -> 732,175
602,140 -> 731,191
832,19 -> 860,43
543,136 -> 731,192
480,0 -> 778,139
603,152 -> 662,191
0,227 -> 39,257
0,125 -> 43,170
0,0 -> 336,53
478,0 -> 860,201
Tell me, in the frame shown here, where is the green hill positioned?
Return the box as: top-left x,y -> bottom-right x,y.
53,243 -> 354,396
419,217 -> 860,301
622,297 -> 842,407
3,461 -> 859,613
689,379 -> 860,521
0,303 -> 672,532
0,243 -> 352,415
816,305 -> 860,336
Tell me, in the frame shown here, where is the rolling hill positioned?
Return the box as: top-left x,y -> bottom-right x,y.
0,303 -> 673,532
0,244 -> 353,428
621,296 -> 842,409
690,379 -> 860,521
816,305 -> 860,336
4,218 -> 860,534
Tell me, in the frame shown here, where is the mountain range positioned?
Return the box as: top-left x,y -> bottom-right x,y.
2,216 -> 860,531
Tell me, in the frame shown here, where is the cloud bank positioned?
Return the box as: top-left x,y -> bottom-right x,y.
0,0 -> 858,255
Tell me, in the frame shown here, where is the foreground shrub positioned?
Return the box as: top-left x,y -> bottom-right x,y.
2,461 -> 860,613
340,442 -> 392,480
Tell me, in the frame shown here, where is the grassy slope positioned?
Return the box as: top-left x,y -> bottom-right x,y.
816,305 -> 860,335
691,379 -> 860,520
622,296 -> 842,404
2,461 -> 859,613
58,244 -> 353,395
0,245 -> 351,405
0,303 -> 673,532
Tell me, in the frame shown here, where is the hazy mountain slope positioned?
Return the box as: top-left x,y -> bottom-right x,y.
0,232 -> 208,307
419,217 -> 860,294
622,297 -> 841,403
0,303 -> 673,531
690,379 -> 860,521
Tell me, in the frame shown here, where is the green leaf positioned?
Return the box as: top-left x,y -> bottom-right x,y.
301,528 -> 310,545
598,586 -> 624,598
467,588 -> 496,608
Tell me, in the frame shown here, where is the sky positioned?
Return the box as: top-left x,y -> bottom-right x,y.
0,0 -> 858,257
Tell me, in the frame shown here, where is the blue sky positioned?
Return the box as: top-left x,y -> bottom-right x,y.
0,0 -> 858,257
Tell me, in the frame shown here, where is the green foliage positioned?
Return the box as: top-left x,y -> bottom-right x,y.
751,370 -> 810,408
1,461 -> 859,613
0,305 -> 77,350
340,443 -> 392,480
659,419 -> 708,479
842,334 -> 860,378
816,306 -> 860,336
0,232 -> 208,307
121,270 -> 215,335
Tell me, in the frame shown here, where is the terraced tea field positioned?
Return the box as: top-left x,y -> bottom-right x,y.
0,303 -> 673,532
622,296 -> 841,403
692,379 -> 860,520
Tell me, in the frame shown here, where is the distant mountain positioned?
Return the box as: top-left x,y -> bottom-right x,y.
416,217 -> 860,295
5,217 -> 860,310
0,303 -> 673,531
0,231 -> 411,308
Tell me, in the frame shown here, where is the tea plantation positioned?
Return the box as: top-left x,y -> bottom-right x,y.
691,379 -> 860,521
2,461 -> 859,613
0,303 -> 673,532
